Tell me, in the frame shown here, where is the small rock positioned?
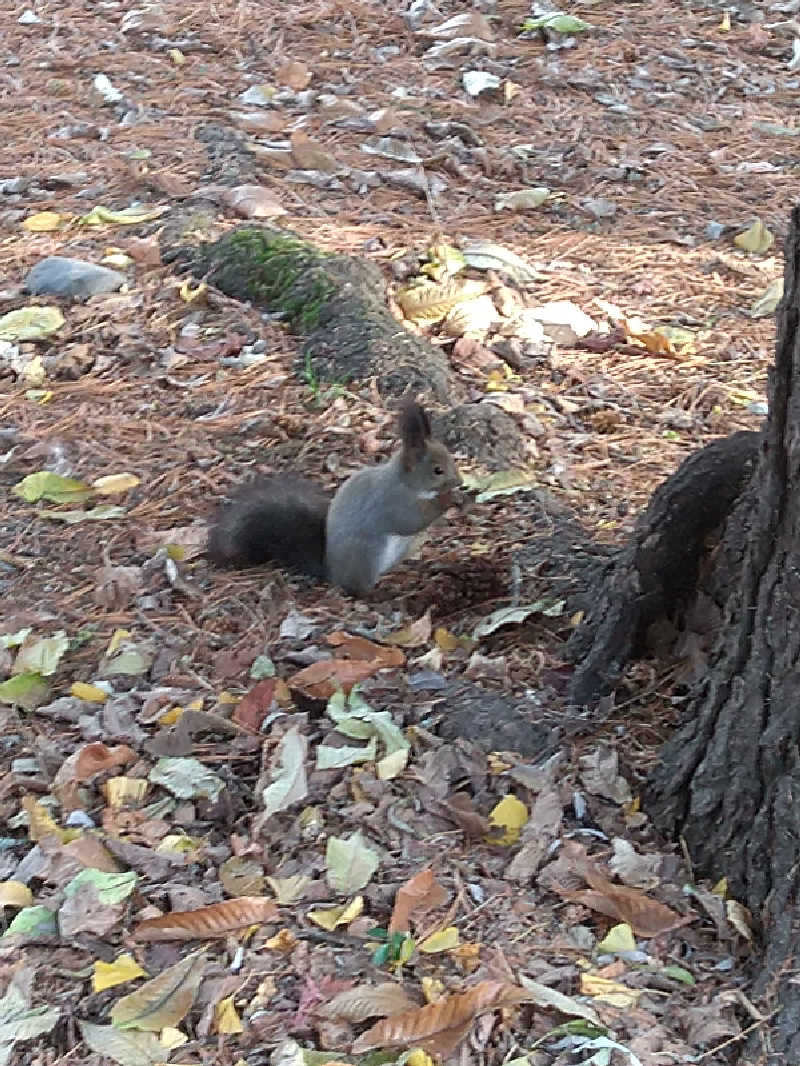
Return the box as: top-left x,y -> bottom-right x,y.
583,196 -> 617,219
18,9 -> 41,23
238,85 -> 276,107
24,256 -> 126,299
705,220 -> 726,240
462,70 -> 501,96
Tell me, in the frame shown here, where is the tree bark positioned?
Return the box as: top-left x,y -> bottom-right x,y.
646,206 -> 800,1062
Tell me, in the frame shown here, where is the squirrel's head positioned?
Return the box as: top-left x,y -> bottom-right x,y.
397,400 -> 461,509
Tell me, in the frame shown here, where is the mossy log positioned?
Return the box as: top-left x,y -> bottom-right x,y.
189,226 -> 464,402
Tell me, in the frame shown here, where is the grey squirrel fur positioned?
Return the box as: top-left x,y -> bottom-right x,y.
208,401 -> 460,596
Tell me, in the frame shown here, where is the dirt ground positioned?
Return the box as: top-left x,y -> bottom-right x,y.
0,0 -> 788,1063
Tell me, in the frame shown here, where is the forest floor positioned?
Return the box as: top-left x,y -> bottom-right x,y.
0,0 -> 790,1063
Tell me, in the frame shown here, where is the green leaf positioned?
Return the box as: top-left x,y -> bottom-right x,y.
149,757 -> 225,801
661,964 -> 695,985
12,471 -> 92,504
13,631 -> 69,677
250,655 -> 276,680
0,673 -> 50,710
523,13 -> 591,33
0,307 -> 65,341
326,831 -> 380,894
79,1021 -> 164,1066
3,905 -> 57,939
64,870 -> 137,905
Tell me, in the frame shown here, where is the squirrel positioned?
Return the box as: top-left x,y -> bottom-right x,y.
208,400 -> 461,597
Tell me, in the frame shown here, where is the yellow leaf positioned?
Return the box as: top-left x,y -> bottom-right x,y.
179,280 -> 207,304
22,795 -> 64,842
596,923 -> 636,953
734,219 -> 774,255
487,753 -> 511,774
92,473 -> 141,495
580,973 -> 640,1008
719,10 -> 731,30
71,682 -> 109,702
421,976 -> 445,1003
106,629 -> 131,656
214,995 -> 243,1034
264,928 -> 297,952
0,881 -> 33,909
407,1050 -> 436,1066
434,627 -> 459,652
105,776 -> 149,807
93,953 -> 148,992
158,706 -> 184,725
159,1027 -> 188,1049
81,205 -> 169,226
486,794 -> 528,845
156,834 -> 199,855
168,48 -> 186,65
22,211 -> 63,232
712,876 -> 728,897
419,926 -> 460,953
308,896 -> 363,931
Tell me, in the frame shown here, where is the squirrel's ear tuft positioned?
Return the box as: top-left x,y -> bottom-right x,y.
398,399 -> 431,468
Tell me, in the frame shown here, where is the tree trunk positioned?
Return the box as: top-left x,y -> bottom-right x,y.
646,207 -> 800,1062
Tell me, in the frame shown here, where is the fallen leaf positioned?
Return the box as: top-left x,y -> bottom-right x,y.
389,868 -> 449,934
110,951 -> 207,1031
351,980 -> 531,1055
133,897 -> 278,941
79,1020 -> 164,1066
93,954 -> 148,993
326,832 -> 380,894
320,982 -> 418,1022
734,218 -> 774,254
289,658 -> 381,700
261,725 -> 308,817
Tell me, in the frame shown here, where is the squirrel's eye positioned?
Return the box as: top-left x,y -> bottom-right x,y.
434,465 -> 444,476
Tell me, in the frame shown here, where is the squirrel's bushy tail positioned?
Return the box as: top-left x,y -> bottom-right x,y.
208,475 -> 331,578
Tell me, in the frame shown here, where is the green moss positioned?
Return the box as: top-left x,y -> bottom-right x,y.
219,228 -> 335,331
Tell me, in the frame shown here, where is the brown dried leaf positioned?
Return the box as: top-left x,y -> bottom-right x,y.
121,234 -> 163,267
327,631 -> 405,668
232,679 -> 276,732
276,59 -> 312,90
319,982 -> 418,1023
133,896 -> 278,941
51,742 -> 137,814
389,867 -> 449,934
94,565 -> 143,609
110,951 -> 207,1031
289,659 -> 380,700
440,793 -> 490,839
290,132 -> 342,173
351,980 -> 531,1054
564,886 -> 685,938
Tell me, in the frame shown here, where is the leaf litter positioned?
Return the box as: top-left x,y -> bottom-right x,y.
0,0 -> 780,1061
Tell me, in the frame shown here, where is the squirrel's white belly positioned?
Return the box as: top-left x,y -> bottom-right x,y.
377,534 -> 415,577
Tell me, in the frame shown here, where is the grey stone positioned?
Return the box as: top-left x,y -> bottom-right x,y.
23,256 -> 125,299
